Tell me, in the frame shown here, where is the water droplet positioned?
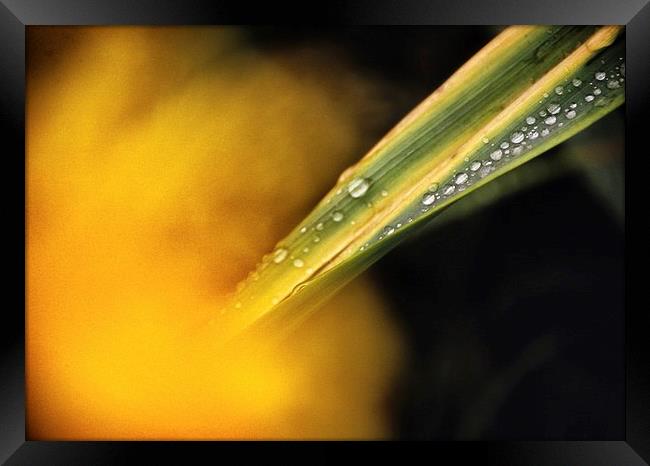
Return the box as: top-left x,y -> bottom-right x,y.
593,88 -> 602,96
455,172 -> 469,185
306,267 -> 314,275
510,131 -> 525,144
300,226 -> 307,234
547,103 -> 561,115
527,130 -> 539,140
620,62 -> 625,77
332,211 -> 344,222
482,136 -> 489,144
572,78 -> 582,87
442,184 -> 456,195
526,116 -> 536,125
470,161 -> 481,171
512,146 -> 523,156
545,115 -> 557,125
569,102 -> 577,109
313,235 -> 320,243
293,258 -> 304,268
539,110 -> 548,117
490,149 -> 503,161
273,248 -> 288,264
347,177 -> 370,198
428,182 -> 439,192
316,222 -> 324,231
565,109 -> 577,119
554,86 -> 564,95
383,225 -> 395,236
585,94 -> 594,102
541,128 -> 550,137
381,190 -> 388,197
421,192 -> 436,206
607,79 -> 620,89
500,141 -> 510,149
303,247 -> 309,253
595,71 -> 606,81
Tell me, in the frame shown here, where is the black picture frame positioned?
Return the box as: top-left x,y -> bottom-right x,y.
2,0 -> 647,463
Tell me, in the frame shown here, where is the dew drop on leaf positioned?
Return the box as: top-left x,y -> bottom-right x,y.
607,79 -> 620,89
490,149 -> 503,161
547,103 -> 561,115
511,131 -> 525,143
442,184 -> 456,195
293,259 -> 304,268
273,248 -> 288,264
421,192 -> 436,206
347,177 -> 370,198
332,211 -> 344,222
455,172 -> 469,184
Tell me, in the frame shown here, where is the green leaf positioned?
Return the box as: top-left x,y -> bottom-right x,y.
210,26 -> 625,343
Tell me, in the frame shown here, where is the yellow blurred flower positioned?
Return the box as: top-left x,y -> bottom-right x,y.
27,26 -> 404,439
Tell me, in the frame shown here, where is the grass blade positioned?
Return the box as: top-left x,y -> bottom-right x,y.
210,25 -> 625,341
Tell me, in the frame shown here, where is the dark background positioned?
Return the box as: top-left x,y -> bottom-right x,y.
246,26 -> 625,440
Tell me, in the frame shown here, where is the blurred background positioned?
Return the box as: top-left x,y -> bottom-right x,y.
26,26 -> 624,439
